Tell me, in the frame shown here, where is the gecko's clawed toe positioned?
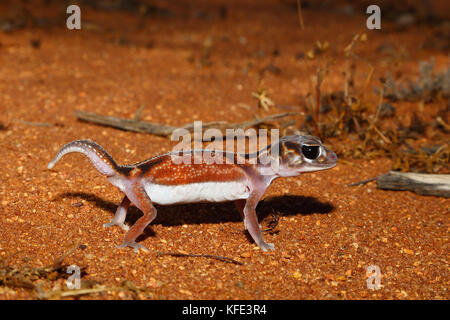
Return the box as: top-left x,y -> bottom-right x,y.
117,241 -> 149,253
103,220 -> 130,231
259,242 -> 275,252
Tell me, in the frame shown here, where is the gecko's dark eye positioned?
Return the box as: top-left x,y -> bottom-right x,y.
302,145 -> 320,160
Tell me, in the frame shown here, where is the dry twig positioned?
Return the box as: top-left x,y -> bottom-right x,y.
376,171 -> 450,198
75,108 -> 297,138
348,171 -> 450,198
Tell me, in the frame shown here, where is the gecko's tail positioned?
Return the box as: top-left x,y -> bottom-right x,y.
47,140 -> 120,177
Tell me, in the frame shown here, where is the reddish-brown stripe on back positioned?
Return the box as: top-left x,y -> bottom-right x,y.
141,155 -> 247,185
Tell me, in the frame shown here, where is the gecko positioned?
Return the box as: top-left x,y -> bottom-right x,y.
47,135 -> 337,252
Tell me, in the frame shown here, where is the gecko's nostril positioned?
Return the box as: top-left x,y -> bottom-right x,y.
329,151 -> 338,162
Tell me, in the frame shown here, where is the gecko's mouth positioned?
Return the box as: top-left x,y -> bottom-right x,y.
315,161 -> 337,170
296,161 -> 336,173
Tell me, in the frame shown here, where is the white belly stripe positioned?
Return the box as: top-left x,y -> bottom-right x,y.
143,181 -> 250,205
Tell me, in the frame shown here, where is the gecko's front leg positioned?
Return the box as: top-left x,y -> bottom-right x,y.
118,183 -> 157,252
235,199 -> 263,231
103,195 -> 131,231
243,192 -> 275,252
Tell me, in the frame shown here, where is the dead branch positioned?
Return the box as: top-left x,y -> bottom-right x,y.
348,171 -> 450,197
75,109 -> 297,138
376,171 -> 450,198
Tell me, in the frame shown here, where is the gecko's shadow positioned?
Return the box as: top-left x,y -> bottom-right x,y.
58,192 -> 334,242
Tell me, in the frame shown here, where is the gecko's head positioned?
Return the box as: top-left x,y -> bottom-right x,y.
276,135 -> 337,176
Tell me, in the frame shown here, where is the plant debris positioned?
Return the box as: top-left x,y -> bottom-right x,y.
0,243 -> 80,291
299,43 -> 449,174
252,89 -> 275,112
0,243 -> 155,299
262,211 -> 281,234
379,58 -> 450,103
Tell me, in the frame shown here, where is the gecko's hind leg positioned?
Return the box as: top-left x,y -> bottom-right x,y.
234,199 -> 247,230
103,195 -> 130,231
118,184 -> 157,253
